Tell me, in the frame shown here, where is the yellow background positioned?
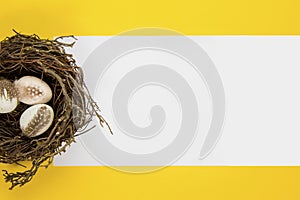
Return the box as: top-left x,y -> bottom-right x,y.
1,0 -> 300,199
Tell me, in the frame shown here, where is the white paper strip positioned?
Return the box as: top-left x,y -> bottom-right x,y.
54,35 -> 300,167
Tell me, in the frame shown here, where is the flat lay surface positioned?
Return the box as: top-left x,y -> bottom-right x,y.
1,0 -> 300,199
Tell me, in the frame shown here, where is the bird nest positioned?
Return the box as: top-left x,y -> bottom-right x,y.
0,31 -> 111,189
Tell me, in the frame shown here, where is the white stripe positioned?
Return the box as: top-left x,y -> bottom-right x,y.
54,36 -> 300,166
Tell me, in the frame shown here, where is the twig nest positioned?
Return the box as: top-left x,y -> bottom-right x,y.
19,104 -> 54,137
0,31 -> 111,190
14,76 -> 52,105
0,78 -> 18,113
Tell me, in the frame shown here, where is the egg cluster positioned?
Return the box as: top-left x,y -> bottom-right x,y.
0,76 -> 54,137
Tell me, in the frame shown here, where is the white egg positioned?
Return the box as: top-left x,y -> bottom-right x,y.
14,76 -> 52,105
20,104 -> 54,137
0,78 -> 18,113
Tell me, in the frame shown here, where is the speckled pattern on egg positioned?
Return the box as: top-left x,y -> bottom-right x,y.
14,76 -> 53,105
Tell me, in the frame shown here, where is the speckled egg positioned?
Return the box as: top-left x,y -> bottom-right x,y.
19,104 -> 54,137
14,76 -> 52,105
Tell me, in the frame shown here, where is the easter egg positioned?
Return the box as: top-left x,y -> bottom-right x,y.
14,76 -> 52,105
19,104 -> 54,137
0,78 -> 18,113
